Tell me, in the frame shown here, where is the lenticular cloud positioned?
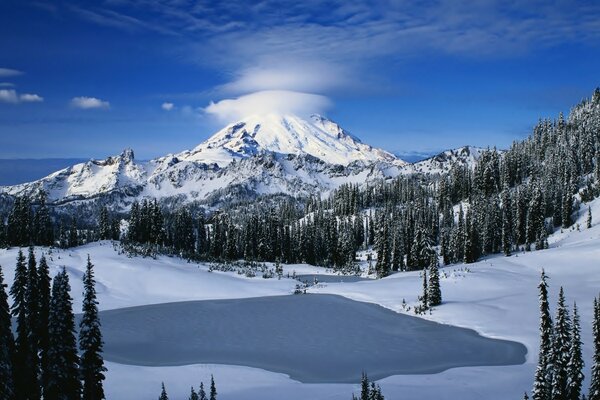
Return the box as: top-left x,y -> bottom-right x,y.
204,90 -> 332,122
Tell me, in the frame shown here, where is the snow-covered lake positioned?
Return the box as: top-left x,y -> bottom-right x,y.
96,294 -> 526,383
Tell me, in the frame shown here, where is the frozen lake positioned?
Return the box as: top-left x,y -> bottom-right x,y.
97,294 -> 527,383
295,274 -> 369,284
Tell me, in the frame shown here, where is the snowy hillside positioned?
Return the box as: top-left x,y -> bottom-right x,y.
1,196 -> 599,399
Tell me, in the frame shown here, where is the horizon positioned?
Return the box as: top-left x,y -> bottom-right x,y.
1,1 -> 600,159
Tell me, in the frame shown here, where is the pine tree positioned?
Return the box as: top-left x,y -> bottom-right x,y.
25,247 -> 40,393
551,287 -> 572,400
38,254 -> 52,398
10,249 -> 38,400
46,269 -> 81,400
566,302 -> 583,400
199,382 -> 207,400
590,296 -> 600,400
158,382 -> 168,400
188,386 -> 199,400
210,375 -> 217,400
532,270 -> 553,400
588,206 -> 593,229
0,264 -> 15,400
419,269 -> 429,312
428,254 -> 442,307
79,256 -> 106,400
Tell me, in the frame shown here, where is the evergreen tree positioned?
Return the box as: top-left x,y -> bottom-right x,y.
0,264 -> 15,400
428,254 -> 442,307
189,387 -> 199,400
551,287 -> 572,400
25,247 -> 40,394
419,269 -> 429,312
590,296 -> 600,400
37,254 -> 52,398
158,382 -> 168,400
46,269 -> 81,400
79,256 -> 106,400
10,249 -> 38,400
566,302 -> 583,400
588,206 -> 593,229
210,375 -> 217,400
198,382 -> 207,400
532,270 -> 553,400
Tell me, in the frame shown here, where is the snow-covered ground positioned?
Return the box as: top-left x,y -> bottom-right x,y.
1,198 -> 599,399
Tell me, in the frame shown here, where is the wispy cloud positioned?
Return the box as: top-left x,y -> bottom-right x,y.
0,82 -> 15,88
67,0 -> 600,98
71,96 -> 110,109
161,102 -> 175,111
204,90 -> 332,122
0,68 -> 24,78
19,93 -> 44,103
0,89 -> 44,104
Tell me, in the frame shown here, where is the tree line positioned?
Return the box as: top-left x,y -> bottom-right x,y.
527,271 -> 600,400
0,250 -> 106,400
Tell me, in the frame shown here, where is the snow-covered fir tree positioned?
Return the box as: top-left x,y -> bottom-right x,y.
79,256 -> 107,400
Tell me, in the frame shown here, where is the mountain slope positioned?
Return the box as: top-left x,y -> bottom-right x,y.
178,114 -> 403,167
0,114 -> 408,207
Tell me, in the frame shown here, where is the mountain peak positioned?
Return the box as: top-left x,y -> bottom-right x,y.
182,113 -> 403,167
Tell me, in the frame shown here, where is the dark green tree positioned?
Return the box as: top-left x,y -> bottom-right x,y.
10,249 -> 38,400
0,264 -> 15,400
79,256 -> 106,400
210,375 -> 217,400
46,269 -> 81,400
566,302 -> 583,400
158,382 -> 168,400
551,287 -> 572,400
590,296 -> 600,400
532,270 -> 553,400
37,254 -> 51,398
427,254 -> 442,307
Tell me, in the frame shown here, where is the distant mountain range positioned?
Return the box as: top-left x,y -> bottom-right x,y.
0,114 -> 486,208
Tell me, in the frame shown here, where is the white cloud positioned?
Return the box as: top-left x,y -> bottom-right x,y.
71,96 -> 110,109
0,82 -> 15,87
204,90 -> 332,122
0,89 -> 44,104
219,62 -> 353,95
161,102 -> 175,111
19,93 -> 44,103
0,89 -> 19,103
0,68 -> 23,78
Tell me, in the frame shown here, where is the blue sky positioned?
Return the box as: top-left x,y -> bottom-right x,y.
1,0 -> 600,160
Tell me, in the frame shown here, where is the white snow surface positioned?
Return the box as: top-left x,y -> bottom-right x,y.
1,198 -> 600,399
181,114 -> 402,167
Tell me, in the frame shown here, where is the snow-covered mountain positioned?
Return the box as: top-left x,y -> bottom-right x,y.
407,146 -> 485,175
0,114 -> 409,207
177,114 -> 403,167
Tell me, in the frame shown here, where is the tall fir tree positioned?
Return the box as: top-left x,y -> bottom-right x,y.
37,254 -> 51,397
210,375 -> 217,400
590,296 -> 600,400
198,382 -> 207,400
46,269 -> 81,400
551,287 -> 572,400
10,249 -> 38,400
188,386 -> 199,400
79,256 -> 106,400
532,270 -> 553,400
25,247 -> 40,396
158,382 -> 168,400
566,302 -> 583,400
427,253 -> 442,307
0,264 -> 15,400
